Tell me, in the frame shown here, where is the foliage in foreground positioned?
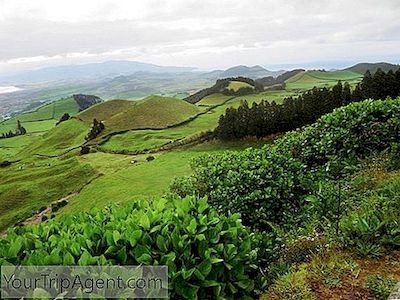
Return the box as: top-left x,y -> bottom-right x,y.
172,98 -> 400,232
0,196 -> 259,299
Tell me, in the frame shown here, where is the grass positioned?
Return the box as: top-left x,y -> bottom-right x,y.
285,70 -> 363,91
0,134 -> 42,161
227,80 -> 254,92
100,91 -> 294,153
17,119 -> 89,157
197,93 -> 232,106
0,97 -> 80,135
61,140 -> 265,214
0,157 -> 96,230
78,95 -> 203,135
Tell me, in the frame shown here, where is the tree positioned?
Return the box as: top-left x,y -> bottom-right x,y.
16,120 -> 27,135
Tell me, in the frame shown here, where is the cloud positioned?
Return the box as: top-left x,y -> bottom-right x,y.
0,0 -> 399,73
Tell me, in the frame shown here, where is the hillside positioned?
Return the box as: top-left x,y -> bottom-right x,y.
77,95 -> 203,134
285,70 -> 363,90
346,62 -> 400,74
184,77 -> 262,104
1,97 -> 399,299
0,95 -> 101,135
220,65 -> 283,78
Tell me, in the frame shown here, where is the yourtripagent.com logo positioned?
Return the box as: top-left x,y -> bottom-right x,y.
1,266 -> 168,298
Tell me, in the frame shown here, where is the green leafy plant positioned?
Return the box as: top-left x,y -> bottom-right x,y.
355,241 -> 382,258
176,98 -> 400,233
365,275 -> 398,300
0,196 -> 259,299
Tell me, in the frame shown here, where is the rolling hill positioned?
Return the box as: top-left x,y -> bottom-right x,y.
345,62 -> 400,74
285,70 -> 363,90
77,95 -> 204,134
0,95 -> 101,135
220,65 -> 283,78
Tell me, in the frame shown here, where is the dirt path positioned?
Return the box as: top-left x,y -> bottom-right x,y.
22,193 -> 78,226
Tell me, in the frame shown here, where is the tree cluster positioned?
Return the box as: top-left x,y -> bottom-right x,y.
255,69 -> 304,87
0,120 -> 27,139
56,113 -> 71,125
184,77 -> 263,104
85,118 -> 105,141
216,68 -> 400,139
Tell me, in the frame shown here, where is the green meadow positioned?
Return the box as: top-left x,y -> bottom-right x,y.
0,70 -> 364,231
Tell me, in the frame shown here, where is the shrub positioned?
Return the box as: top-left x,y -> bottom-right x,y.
0,196 -> 259,299
176,99 -> 400,232
146,155 -> 155,162
190,148 -> 316,231
169,176 -> 196,198
80,146 -> 90,155
365,275 -> 398,300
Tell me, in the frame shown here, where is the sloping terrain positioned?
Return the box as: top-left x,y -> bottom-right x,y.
0,95 -> 100,135
227,80 -> 254,92
77,95 -> 203,134
346,62 -> 400,74
285,70 -> 362,90
17,119 -> 89,157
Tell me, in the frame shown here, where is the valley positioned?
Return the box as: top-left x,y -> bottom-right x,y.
1,64 -> 400,299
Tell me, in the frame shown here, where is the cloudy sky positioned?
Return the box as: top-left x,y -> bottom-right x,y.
0,0 -> 399,73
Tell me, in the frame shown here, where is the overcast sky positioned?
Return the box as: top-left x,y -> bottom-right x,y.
0,0 -> 399,74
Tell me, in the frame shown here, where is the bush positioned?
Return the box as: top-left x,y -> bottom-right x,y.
169,176 -> 196,198
80,146 -> 90,155
0,196 -> 259,299
190,148 -> 316,232
146,155 -> 155,162
174,99 -> 400,232
365,275 -> 398,300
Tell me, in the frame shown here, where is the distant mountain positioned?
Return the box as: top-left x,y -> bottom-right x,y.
0,60 -> 197,84
345,62 -> 400,74
220,65 -> 284,79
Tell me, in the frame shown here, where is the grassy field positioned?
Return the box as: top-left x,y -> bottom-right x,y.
78,95 -> 203,135
0,76 -> 357,229
17,119 -> 89,157
0,156 -> 96,230
0,97 -> 80,135
0,134 -> 42,161
227,80 -> 254,92
197,93 -> 232,106
61,140 -> 265,214
285,70 -> 363,90
100,90 -> 294,153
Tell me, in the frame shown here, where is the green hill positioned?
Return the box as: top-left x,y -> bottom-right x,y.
0,97 -> 79,134
226,80 -> 254,92
17,119 -> 89,157
346,62 -> 400,74
285,70 -> 363,90
0,95 -> 101,135
77,95 -> 203,134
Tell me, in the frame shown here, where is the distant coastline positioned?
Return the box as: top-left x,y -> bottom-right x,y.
0,86 -> 22,94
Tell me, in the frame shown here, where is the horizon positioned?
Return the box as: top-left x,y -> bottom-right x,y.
1,0 -> 399,75
1,59 -> 399,78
